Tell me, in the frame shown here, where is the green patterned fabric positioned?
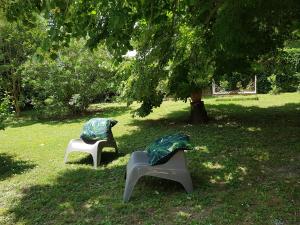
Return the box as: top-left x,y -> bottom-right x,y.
146,133 -> 193,166
80,118 -> 117,141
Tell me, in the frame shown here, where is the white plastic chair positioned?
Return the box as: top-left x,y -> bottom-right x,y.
123,150 -> 193,202
64,131 -> 118,169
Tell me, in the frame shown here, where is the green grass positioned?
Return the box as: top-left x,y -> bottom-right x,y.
215,96 -> 259,101
0,93 -> 299,225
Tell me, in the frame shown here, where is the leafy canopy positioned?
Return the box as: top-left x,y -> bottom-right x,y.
4,0 -> 300,116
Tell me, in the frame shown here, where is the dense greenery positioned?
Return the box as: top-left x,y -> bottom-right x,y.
21,40 -> 116,118
0,18 -> 42,116
0,0 -> 299,122
260,48 -> 300,94
0,93 -> 12,129
0,13 -> 117,119
4,0 -> 299,120
217,47 -> 300,94
0,93 -> 299,224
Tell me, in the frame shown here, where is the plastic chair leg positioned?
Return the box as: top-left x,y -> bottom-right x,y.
179,173 -> 193,193
91,151 -> 98,169
64,149 -> 70,164
123,172 -> 140,202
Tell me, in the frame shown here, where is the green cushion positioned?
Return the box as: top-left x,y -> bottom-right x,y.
146,133 -> 193,166
80,118 -> 117,142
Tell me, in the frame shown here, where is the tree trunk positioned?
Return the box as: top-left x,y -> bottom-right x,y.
190,90 -> 208,124
14,98 -> 20,117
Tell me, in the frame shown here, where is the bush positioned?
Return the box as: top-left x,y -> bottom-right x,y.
258,49 -> 300,93
0,94 -> 13,130
219,80 -> 229,91
22,40 -> 116,118
267,74 -> 281,95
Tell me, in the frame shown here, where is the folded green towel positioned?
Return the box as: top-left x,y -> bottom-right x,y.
80,118 -> 117,141
146,133 -> 193,165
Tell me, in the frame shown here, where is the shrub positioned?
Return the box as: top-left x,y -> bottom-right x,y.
258,49 -> 300,93
22,40 -> 116,118
267,74 -> 281,95
219,80 -> 229,91
0,94 -> 13,130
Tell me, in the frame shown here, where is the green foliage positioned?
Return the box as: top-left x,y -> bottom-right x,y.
256,73 -> 271,94
0,15 -> 47,115
236,81 -> 243,90
267,74 -> 281,95
257,49 -> 300,93
215,71 -> 256,92
118,15 -> 214,116
68,94 -> 86,114
0,94 -> 13,130
219,80 -> 229,91
4,0 -> 300,116
21,40 -> 116,118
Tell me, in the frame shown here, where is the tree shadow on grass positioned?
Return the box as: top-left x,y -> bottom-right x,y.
0,153 -> 36,181
8,105 -> 130,128
117,102 -> 299,178
9,167 -> 126,225
8,166 -> 197,225
7,102 -> 300,224
115,102 -> 300,214
67,151 -> 125,166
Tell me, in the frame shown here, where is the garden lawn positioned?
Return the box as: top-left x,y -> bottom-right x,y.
0,93 -> 299,225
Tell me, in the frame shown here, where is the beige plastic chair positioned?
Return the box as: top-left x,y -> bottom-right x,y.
64,131 -> 118,169
123,150 -> 193,202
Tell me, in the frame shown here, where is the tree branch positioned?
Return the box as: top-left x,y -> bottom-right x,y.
204,0 -> 224,25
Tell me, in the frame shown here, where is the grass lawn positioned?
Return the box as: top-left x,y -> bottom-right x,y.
0,93 -> 299,225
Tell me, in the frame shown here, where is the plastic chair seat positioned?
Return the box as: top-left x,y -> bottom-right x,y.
64,131 -> 118,169
123,150 -> 193,202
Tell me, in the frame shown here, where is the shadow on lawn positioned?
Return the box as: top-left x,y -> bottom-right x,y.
67,151 -> 125,166
8,166 -> 192,225
8,102 -> 300,224
0,153 -> 36,181
8,105 -> 130,128
117,102 -> 300,186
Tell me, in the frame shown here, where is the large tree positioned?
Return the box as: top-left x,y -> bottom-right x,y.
4,0 -> 300,122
